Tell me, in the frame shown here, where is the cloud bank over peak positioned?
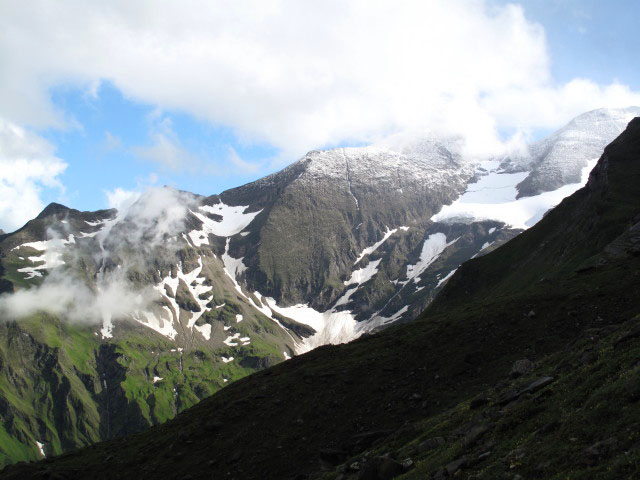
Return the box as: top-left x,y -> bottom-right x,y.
0,118 -> 67,232
0,186 -> 196,327
1,0 -> 639,163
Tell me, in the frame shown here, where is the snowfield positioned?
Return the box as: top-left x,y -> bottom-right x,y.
432,158 -> 599,229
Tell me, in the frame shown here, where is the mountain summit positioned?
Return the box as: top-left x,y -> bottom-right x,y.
505,106 -> 640,197
3,116 -> 639,479
0,108 -> 637,466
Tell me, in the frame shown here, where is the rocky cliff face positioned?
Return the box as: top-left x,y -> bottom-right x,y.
0,108 -> 634,466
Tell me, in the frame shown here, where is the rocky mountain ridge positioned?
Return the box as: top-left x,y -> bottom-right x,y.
503,106 -> 640,197
4,115 -> 639,479
0,107 -> 636,465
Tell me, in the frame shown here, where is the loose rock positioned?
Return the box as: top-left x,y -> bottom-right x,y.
510,359 -> 534,378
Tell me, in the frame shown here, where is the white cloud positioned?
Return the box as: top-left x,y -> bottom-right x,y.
131,114 -> 202,170
227,147 -> 262,174
0,266 -> 148,326
132,132 -> 195,170
0,186 -> 197,326
483,79 -> 640,130
104,171 -> 162,213
0,1 -> 638,160
105,187 -> 140,211
121,187 -> 195,246
0,118 -> 67,232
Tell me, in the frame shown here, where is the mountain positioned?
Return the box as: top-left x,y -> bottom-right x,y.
505,107 -> 640,198
3,115 -> 639,480
0,108 -> 636,467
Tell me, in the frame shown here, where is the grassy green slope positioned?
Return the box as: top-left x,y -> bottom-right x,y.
0,205 -> 296,467
0,310 -> 286,468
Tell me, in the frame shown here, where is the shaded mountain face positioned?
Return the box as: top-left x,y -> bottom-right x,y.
0,108 -> 636,466
4,119 -> 639,479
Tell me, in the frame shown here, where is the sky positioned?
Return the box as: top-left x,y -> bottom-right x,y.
1,0 -> 640,232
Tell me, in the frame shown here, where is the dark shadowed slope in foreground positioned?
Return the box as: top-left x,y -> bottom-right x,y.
3,118 -> 640,480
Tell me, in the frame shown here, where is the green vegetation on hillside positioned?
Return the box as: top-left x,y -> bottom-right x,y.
0,311 -> 287,467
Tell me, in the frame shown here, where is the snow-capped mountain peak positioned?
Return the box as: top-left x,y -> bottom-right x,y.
502,106 -> 640,198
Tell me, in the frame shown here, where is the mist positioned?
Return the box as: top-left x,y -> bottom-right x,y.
0,187 -> 199,331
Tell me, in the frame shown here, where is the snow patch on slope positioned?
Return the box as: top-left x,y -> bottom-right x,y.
480,241 -> 494,251
35,441 -> 45,457
189,202 -> 262,245
215,247 -> 305,349
132,257 -> 215,341
344,259 -> 381,286
132,308 -> 177,340
367,305 -> 409,330
262,297 -> 358,352
432,159 -> 598,229
14,235 -> 75,279
85,219 -> 106,227
223,332 -> 241,346
355,228 -> 398,264
436,269 -> 457,288
406,233 -> 459,283
79,218 -> 110,238
458,169 -> 529,203
333,287 -> 358,308
221,239 -> 247,297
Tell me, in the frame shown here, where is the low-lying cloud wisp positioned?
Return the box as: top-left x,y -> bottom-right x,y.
0,187 -> 199,331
